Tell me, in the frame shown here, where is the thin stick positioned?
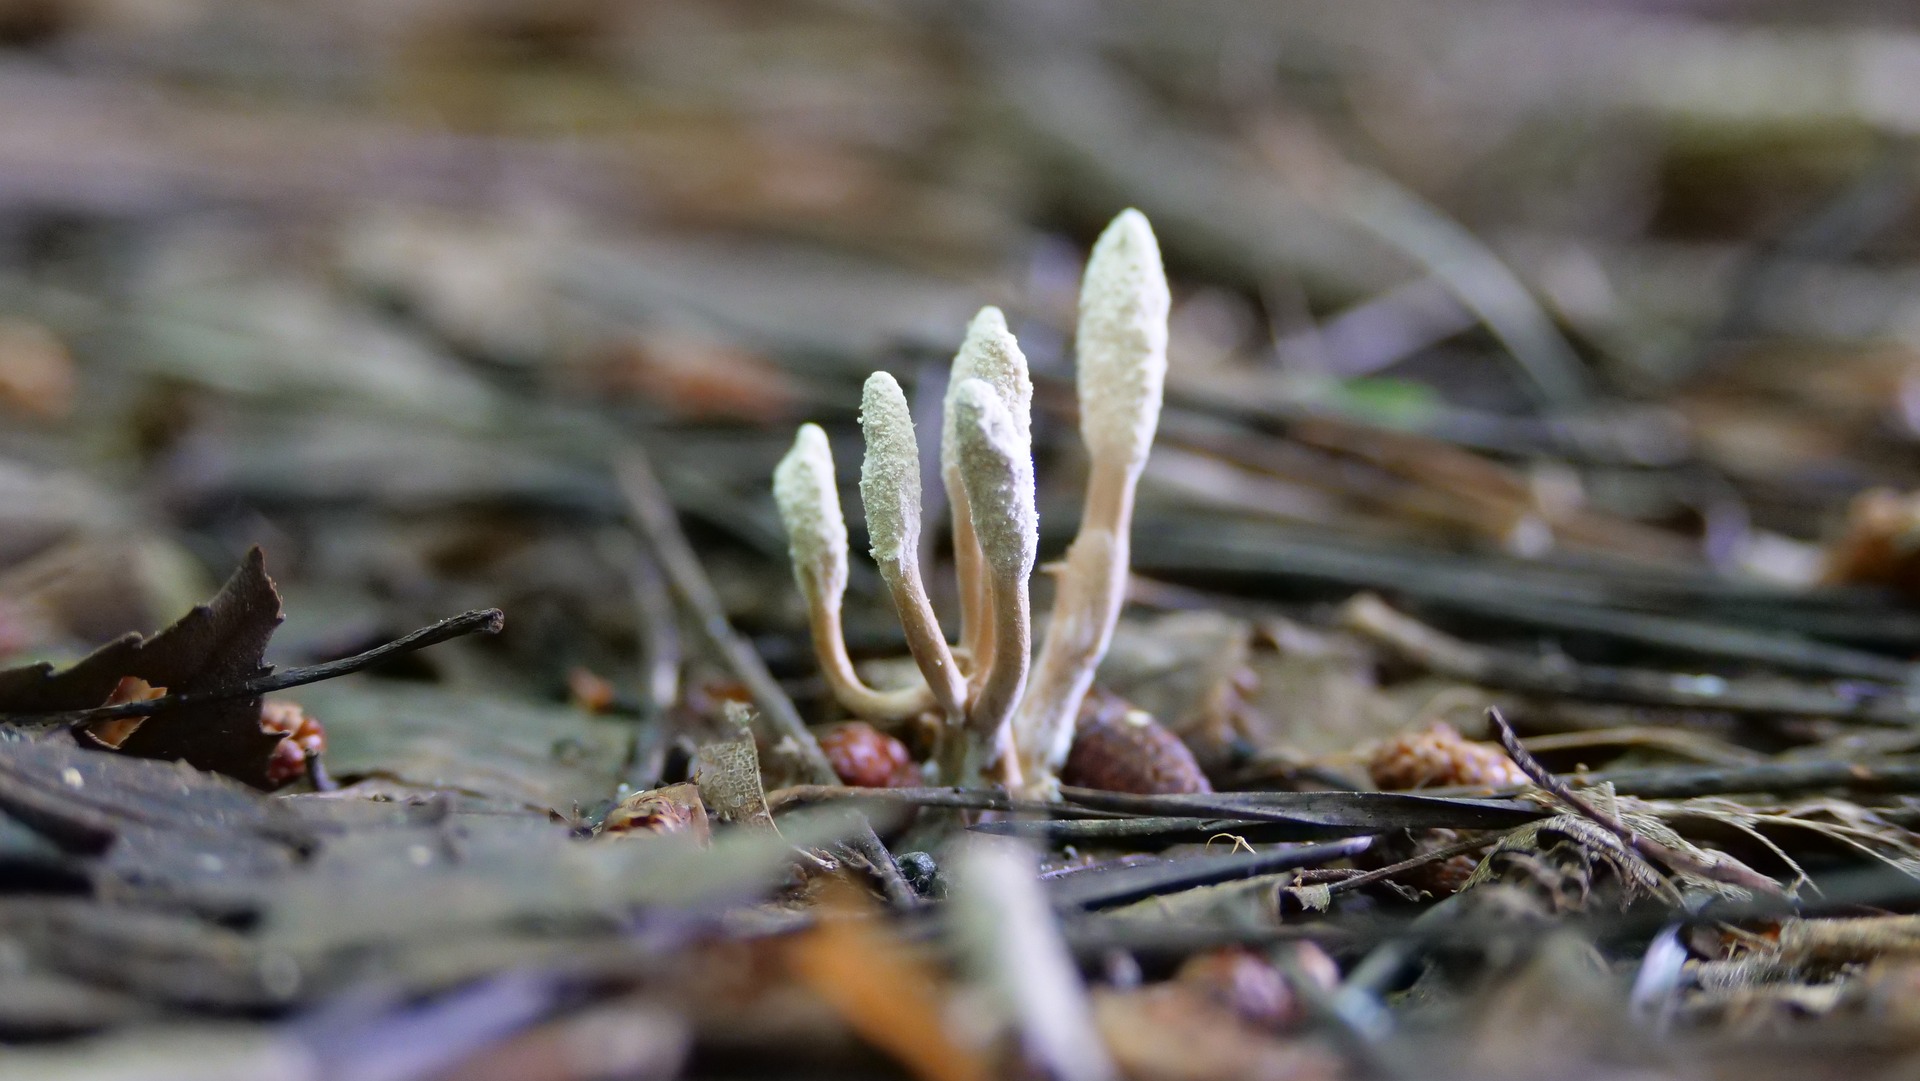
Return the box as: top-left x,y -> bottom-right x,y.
765,784 -> 1106,819
1485,707 -> 1784,898
1324,832 -> 1502,897
625,538 -> 682,715
843,820 -> 919,910
2,608 -> 506,726
1344,592 -> 1920,727
594,529 -> 682,793
615,447 -> 839,787
1585,759 -> 1920,801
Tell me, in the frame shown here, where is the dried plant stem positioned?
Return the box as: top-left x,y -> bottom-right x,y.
1324,832 -> 1502,897
765,784 -> 1094,818
617,448 -> 839,786
1485,707 -> 1784,898
1345,592 -> 1920,727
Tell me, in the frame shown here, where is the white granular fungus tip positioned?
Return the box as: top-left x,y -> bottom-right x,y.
858,371 -> 922,565
943,306 -> 1033,476
773,423 -> 848,595
953,379 -> 1038,578
1076,208 -> 1170,468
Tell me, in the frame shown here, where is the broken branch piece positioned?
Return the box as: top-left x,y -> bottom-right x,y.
774,424 -> 935,722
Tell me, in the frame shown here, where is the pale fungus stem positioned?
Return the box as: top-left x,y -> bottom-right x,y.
1013,209 -> 1170,793
774,424 -> 935,723
942,307 -> 1033,693
953,378 -> 1037,787
860,373 -> 967,722
948,484 -> 988,683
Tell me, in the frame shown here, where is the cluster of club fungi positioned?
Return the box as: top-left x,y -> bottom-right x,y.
774,209 -> 1168,798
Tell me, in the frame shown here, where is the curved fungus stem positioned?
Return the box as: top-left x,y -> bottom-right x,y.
774,424 -> 936,724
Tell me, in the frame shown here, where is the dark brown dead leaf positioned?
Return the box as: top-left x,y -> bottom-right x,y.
0,547 -> 287,786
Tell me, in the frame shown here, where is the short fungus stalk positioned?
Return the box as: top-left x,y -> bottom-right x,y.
859,372 -> 967,723
773,424 -> 935,722
1013,209 -> 1169,794
952,378 -> 1038,786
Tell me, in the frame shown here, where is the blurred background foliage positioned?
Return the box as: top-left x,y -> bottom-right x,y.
8,0 -> 1920,714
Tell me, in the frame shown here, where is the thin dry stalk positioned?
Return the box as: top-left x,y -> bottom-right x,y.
1485,707 -> 1784,898
618,447 -> 839,786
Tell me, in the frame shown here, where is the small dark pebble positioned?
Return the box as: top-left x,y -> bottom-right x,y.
897,851 -> 945,899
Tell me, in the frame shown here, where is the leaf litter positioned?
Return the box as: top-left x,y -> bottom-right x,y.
16,5 -> 1920,1080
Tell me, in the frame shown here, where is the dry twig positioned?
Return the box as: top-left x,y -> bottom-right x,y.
1486,707 -> 1785,898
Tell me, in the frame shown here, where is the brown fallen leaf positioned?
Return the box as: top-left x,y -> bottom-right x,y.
599,782 -> 712,844
0,547 -> 286,786
784,876 -> 994,1081
1825,487 -> 1920,599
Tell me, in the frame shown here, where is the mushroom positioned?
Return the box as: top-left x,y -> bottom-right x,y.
773,424 -> 935,722
951,377 -> 1037,786
941,306 -> 1034,693
1012,209 -> 1169,792
774,208 -> 1171,797
859,372 -> 967,722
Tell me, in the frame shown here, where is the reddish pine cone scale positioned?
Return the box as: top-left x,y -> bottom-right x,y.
1061,702 -> 1211,794
261,699 -> 326,788
818,722 -> 921,788
1368,721 -> 1526,791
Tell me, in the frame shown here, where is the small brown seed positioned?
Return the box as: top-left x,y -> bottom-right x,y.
1061,697 -> 1211,794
